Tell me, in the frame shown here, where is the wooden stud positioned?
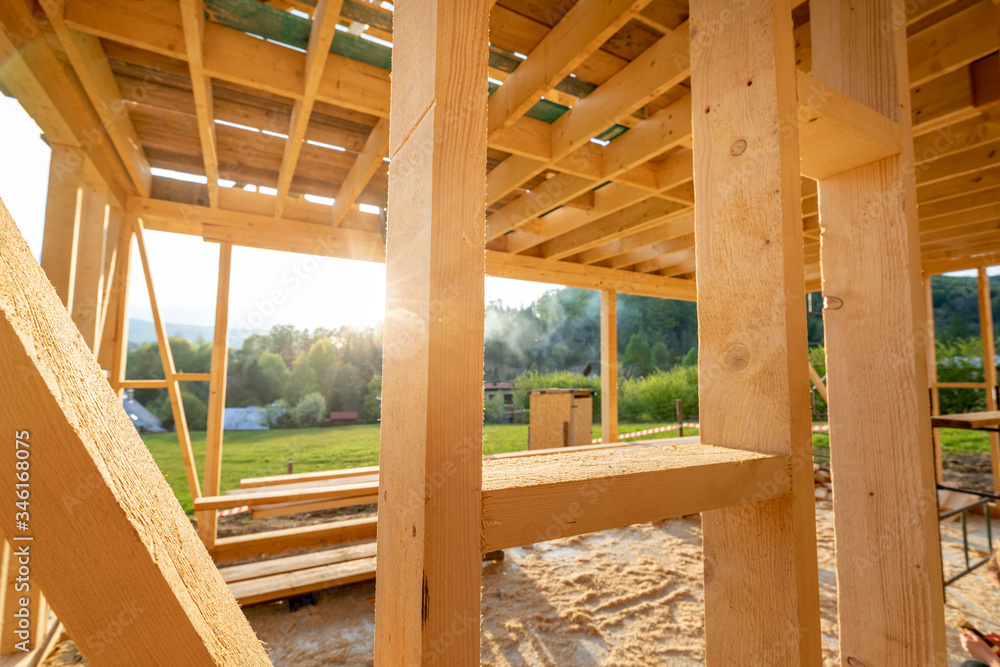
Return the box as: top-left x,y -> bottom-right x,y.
70,184 -> 109,351
0,200 -> 268,664
979,266 -> 1000,492
134,218 -> 203,501
199,243 -> 233,549
600,290 -> 618,444
275,0 -> 345,214
39,145 -> 83,310
925,276 -> 944,481
37,6 -> 153,196
330,118 -> 390,226
812,0 -> 948,662
178,0 -> 221,207
374,0 -> 488,664
0,539 -> 47,655
689,0 -> 822,662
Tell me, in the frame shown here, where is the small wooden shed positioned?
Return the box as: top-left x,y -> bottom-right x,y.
528,388 -> 594,450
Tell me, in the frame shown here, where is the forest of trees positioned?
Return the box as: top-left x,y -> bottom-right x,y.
126,275 -> 1000,429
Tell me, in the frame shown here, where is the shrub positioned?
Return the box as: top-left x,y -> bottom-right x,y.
619,366 -> 699,422
512,370 -> 602,419
292,392 -> 327,428
484,395 -> 506,424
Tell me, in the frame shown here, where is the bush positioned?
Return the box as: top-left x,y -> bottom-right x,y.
619,366 -> 699,422
264,400 -> 291,429
484,395 -> 506,424
292,392 -> 327,428
361,374 -> 382,423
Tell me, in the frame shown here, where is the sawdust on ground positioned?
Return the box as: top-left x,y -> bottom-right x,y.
42,495 -> 1000,665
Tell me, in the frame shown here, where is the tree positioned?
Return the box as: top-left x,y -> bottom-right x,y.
682,346 -> 698,367
292,392 -> 327,428
942,313 -> 968,342
256,351 -> 289,405
284,352 -> 319,406
362,374 -> 382,423
651,341 -> 670,370
623,333 -> 654,376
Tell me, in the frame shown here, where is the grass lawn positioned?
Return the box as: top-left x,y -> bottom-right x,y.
142,422 -> 698,514
810,428 -> 989,455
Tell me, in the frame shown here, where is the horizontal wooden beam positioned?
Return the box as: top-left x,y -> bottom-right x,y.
194,480 -> 378,511
212,516 -> 378,561
481,442 -> 791,551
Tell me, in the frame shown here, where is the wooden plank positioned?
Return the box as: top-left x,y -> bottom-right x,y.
242,465 -> 381,489
37,6 -> 153,197
200,243 -> 232,548
481,443 -> 792,551
134,219 -> 202,501
213,516 -> 378,561
179,0 -> 221,207
0,539 -> 46,655
218,541 -> 377,583
931,410 -> 1000,429
374,0 -> 488,663
251,493 -> 379,519
70,184 -> 109,351
808,364 -> 828,402
229,555 -> 376,605
0,198 -> 268,664
39,146 -> 83,309
275,0 -> 345,214
487,0 -> 651,137
330,118 -> 390,226
979,267 -> 1000,492
690,0 -> 821,662
796,70 -> 902,179
601,290 -> 618,444
811,0 -> 948,662
907,0 -> 999,88
195,480 -> 379,511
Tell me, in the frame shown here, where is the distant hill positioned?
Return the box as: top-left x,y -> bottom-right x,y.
128,319 -> 262,348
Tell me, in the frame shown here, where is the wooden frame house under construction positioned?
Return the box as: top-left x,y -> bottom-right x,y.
0,0 -> 998,663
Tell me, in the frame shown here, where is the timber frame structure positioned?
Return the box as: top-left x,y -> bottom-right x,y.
0,0 -> 998,663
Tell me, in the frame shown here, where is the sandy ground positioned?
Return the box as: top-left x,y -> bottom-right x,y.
41,454 -> 1000,666
229,502 -> 1000,666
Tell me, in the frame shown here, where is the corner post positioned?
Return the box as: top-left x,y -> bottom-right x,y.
374,0 -> 489,664
812,0 -> 948,662
601,290 -> 618,443
689,0 -> 822,662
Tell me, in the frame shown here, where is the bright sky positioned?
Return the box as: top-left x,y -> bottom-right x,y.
0,97 -> 559,333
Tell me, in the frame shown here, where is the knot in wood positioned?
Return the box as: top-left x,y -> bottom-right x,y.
723,344 -> 749,371
824,295 -> 844,311
730,139 -> 747,156
846,657 -> 866,667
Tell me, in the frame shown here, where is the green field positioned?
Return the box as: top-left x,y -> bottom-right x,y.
142,424 -> 986,514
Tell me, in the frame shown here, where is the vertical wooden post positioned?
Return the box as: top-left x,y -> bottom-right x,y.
812,0 -> 948,663
373,0 -> 488,664
925,276 -> 943,481
600,290 -> 618,444
106,224 -> 134,393
200,243 -> 232,549
690,0 -> 822,662
675,399 -> 683,436
979,267 -> 1000,492
70,183 -> 109,351
134,218 -> 202,501
39,144 -> 83,309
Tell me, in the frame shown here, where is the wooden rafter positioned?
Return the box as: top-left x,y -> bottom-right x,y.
487,0 -> 652,139
178,0 -> 221,207
275,0 -> 345,216
330,117 -> 389,226
39,5 -> 152,197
